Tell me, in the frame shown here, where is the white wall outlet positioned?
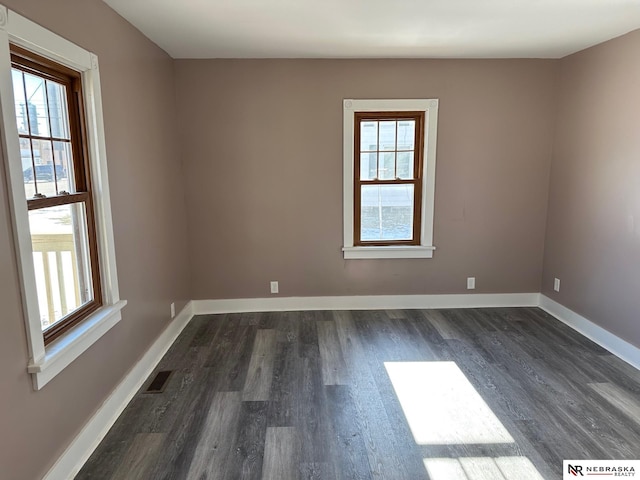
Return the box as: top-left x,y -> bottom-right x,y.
554,278 -> 560,292
467,277 -> 476,290
170,302 -> 176,319
270,281 -> 279,294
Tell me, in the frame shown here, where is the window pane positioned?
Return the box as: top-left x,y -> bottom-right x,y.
397,120 -> 415,150
379,152 -> 396,180
397,151 -> 414,179
23,72 -> 51,137
31,139 -> 57,197
361,184 -> 414,241
360,121 -> 378,152
47,81 -> 70,140
379,120 -> 396,151
12,69 -> 28,135
53,141 -> 74,193
21,138 -> 35,198
360,152 -> 377,180
29,202 -> 94,331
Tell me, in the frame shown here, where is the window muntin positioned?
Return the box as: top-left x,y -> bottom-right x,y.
354,112 -> 424,246
11,45 -> 102,344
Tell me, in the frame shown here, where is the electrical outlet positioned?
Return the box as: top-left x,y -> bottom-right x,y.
467,277 -> 476,290
554,278 -> 560,292
270,281 -> 279,294
170,302 -> 176,318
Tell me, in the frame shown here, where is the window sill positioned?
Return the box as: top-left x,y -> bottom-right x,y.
27,300 -> 127,389
342,245 -> 436,259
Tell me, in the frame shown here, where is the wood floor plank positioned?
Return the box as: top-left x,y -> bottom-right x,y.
224,401 -> 268,480
317,320 -> 348,385
524,307 -> 609,354
258,311 -> 280,329
300,462 -> 330,480
297,355 -> 335,466
333,310 -> 368,375
75,439 -> 130,480
243,329 -> 277,401
186,391 -> 242,480
402,309 -> 449,358
423,457 -> 469,480
601,354 -> 640,386
423,309 -> 462,340
261,427 -> 298,480
494,455 -> 546,480
511,419 -> 566,477
325,385 -> 373,480
244,312 -> 262,326
144,367 -> 221,480
217,326 -> 257,392
271,310 -> 300,343
458,457 -> 507,480
156,315 -> 213,370
189,316 -> 222,347
110,433 -> 164,480
267,341 -> 299,427
298,311 -> 321,359
203,320 -> 247,367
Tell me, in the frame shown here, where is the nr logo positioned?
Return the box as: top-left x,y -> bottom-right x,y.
568,464 -> 584,476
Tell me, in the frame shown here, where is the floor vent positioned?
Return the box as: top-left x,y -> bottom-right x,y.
145,370 -> 173,394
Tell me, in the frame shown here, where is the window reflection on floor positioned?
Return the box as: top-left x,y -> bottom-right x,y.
384,361 -> 514,445
424,456 -> 545,480
385,361 -> 546,479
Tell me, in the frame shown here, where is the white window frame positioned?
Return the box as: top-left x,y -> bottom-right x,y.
342,98 -> 439,259
0,6 -> 126,389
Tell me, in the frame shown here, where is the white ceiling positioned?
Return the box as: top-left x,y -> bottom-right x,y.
103,0 -> 640,59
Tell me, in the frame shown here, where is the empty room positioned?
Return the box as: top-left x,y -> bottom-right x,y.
1,0 -> 640,479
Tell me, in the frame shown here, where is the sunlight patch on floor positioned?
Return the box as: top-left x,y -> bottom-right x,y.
384,361 -> 514,445
423,456 -> 545,480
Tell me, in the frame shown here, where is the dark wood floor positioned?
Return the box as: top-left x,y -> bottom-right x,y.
76,308 -> 640,479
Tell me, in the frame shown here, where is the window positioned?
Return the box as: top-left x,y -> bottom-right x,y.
11,45 -> 102,345
355,112 -> 424,245
343,99 -> 439,259
0,7 -> 125,389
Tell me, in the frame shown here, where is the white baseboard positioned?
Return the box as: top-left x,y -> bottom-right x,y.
42,301 -> 195,480
539,295 -> 640,371
43,292 -> 640,480
192,292 -> 541,314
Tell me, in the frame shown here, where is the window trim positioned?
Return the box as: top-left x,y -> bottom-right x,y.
11,45 -> 104,345
343,99 -> 439,259
0,6 -> 126,389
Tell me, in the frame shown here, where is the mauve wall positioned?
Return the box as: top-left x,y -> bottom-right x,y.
175,59 -> 557,300
542,30 -> 640,348
0,1 -> 190,479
